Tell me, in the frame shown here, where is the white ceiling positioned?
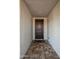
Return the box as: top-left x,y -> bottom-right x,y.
24,0 -> 58,17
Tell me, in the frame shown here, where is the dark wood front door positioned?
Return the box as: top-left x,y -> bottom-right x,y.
35,19 -> 44,39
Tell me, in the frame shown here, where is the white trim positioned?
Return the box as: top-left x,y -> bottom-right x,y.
32,18 -> 35,40
33,17 -> 47,19
44,18 -> 48,40
32,17 -> 48,40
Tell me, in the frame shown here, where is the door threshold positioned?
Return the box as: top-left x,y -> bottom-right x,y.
35,39 -> 43,40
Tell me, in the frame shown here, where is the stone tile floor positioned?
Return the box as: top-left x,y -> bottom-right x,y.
23,40 -> 60,59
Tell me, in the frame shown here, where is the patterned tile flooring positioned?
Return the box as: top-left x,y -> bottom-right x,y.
23,40 -> 59,59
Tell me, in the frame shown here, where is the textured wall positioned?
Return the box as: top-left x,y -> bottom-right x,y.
20,0 -> 32,58
48,1 -> 60,56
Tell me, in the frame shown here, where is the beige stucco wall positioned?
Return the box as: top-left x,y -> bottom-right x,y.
20,0 -> 32,58
48,1 -> 60,56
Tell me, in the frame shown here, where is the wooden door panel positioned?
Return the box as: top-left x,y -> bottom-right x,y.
35,19 -> 44,39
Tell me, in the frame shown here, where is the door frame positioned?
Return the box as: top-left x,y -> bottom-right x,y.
32,17 -> 48,40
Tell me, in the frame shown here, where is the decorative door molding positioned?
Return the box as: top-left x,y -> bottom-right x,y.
32,17 -> 48,40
